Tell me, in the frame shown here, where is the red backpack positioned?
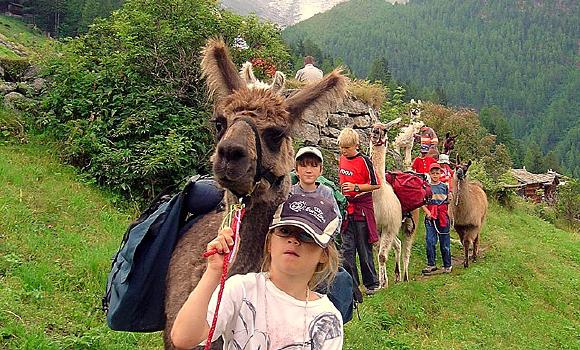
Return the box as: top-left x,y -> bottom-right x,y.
385,171 -> 432,214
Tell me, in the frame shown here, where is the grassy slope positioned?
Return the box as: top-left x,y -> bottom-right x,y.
0,140 -> 578,349
0,140 -> 161,349
0,15 -> 48,59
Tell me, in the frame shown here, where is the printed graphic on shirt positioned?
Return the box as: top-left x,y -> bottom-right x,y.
230,299 -> 341,350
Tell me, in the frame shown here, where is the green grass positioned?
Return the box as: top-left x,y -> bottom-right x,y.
0,15 -> 50,54
0,141 -> 161,349
0,15 -> 49,58
0,138 -> 578,349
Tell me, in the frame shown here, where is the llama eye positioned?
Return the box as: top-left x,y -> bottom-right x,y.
262,126 -> 287,152
211,117 -> 227,138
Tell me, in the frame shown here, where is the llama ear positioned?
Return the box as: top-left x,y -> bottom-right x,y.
456,154 -> 461,164
270,71 -> 286,93
239,62 -> 257,85
467,160 -> 472,168
286,69 -> 348,125
201,38 -> 244,100
445,132 -> 450,139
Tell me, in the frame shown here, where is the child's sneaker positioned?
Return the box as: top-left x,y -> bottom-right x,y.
365,286 -> 381,296
442,266 -> 453,273
421,265 -> 437,274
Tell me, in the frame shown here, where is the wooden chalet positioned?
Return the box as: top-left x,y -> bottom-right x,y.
509,168 -> 561,203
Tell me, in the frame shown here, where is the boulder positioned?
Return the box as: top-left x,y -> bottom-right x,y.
4,91 -> 27,110
319,136 -> 337,149
0,82 -> 17,94
328,113 -> 353,129
353,115 -> 372,128
294,123 -> 320,145
302,109 -> 328,127
32,78 -> 46,95
337,97 -> 368,114
321,127 -> 341,138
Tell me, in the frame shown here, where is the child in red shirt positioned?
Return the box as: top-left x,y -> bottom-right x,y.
412,144 -> 437,174
437,154 -> 455,185
337,128 -> 381,296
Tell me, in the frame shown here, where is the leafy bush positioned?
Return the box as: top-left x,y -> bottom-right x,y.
37,0 -> 290,200
555,179 -> 580,231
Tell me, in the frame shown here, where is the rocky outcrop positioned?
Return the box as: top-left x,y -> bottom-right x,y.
0,64 -> 44,110
288,89 -> 379,154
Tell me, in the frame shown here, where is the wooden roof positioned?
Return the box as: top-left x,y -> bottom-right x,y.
511,168 -> 560,185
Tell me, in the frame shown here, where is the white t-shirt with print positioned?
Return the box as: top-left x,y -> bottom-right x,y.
202,272 -> 343,350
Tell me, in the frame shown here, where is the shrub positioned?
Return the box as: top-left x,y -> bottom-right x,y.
37,0 -> 290,200
555,179 -> 580,230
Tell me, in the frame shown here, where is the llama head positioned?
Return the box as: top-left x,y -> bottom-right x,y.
455,155 -> 472,180
443,132 -> 457,154
239,62 -> 286,93
202,38 -> 348,198
408,100 -> 423,121
370,115 -> 401,147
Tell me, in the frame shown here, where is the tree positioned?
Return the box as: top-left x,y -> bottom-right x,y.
523,142 -> 544,173
367,57 -> 392,85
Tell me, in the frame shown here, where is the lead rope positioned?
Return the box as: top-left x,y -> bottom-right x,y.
204,199 -> 245,350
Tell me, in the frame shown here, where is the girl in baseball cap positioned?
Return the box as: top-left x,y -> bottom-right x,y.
172,194 -> 343,350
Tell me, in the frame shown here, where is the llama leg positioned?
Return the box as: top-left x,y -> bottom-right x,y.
402,210 -> 419,281
462,237 -> 470,268
404,147 -> 412,171
393,236 -> 402,282
378,232 -> 396,288
473,231 -> 480,262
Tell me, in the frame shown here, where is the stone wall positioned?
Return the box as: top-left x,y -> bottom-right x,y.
292,93 -> 379,151
288,91 -> 379,182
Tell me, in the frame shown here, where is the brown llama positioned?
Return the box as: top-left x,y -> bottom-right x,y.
449,157 -> 488,268
369,117 -> 403,288
369,116 -> 420,283
442,132 -> 457,155
163,38 -> 348,349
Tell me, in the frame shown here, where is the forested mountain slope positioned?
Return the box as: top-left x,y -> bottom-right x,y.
283,0 -> 579,177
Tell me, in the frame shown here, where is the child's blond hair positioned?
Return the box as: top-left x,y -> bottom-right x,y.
261,229 -> 340,290
337,127 -> 359,148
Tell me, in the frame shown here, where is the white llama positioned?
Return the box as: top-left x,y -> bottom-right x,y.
368,113 -> 403,288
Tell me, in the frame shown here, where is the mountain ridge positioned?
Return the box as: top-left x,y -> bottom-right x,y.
220,0 -> 408,27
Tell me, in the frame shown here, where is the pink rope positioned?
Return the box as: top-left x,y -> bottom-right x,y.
204,207 -> 245,350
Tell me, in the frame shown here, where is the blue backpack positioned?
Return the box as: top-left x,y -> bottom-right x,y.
102,176 -> 224,332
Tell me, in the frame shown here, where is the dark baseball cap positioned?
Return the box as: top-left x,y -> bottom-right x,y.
269,194 -> 339,248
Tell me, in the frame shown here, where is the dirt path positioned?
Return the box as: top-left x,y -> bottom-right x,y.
416,242 -> 490,279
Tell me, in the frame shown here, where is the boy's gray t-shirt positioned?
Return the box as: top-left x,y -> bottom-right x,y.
290,183 -> 342,227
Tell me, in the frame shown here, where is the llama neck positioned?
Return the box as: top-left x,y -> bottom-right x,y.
452,175 -> 467,205
226,176 -> 290,276
371,144 -> 387,177
371,144 -> 396,196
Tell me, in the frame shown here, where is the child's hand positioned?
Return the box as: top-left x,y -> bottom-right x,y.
205,228 -> 235,273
